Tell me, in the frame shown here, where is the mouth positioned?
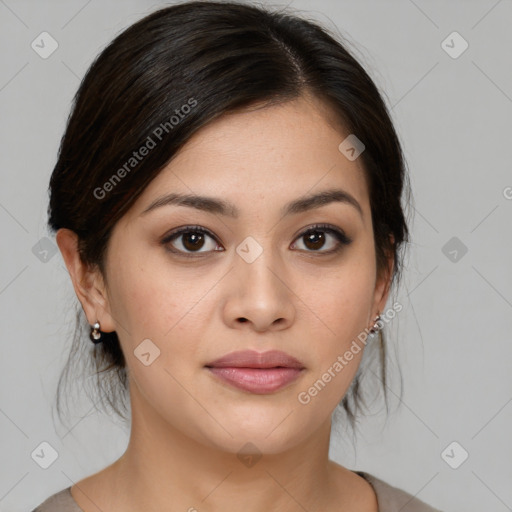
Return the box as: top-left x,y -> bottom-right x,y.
205,350 -> 305,394
205,366 -> 304,394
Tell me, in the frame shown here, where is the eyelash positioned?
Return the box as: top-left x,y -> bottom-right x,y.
161,223 -> 352,258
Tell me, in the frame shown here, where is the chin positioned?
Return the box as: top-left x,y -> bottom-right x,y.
193,417 -> 309,457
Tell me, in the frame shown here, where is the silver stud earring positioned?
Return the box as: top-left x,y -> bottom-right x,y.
369,314 -> 382,335
89,321 -> 103,344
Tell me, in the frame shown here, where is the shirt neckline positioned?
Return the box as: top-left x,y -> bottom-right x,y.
65,471 -> 381,511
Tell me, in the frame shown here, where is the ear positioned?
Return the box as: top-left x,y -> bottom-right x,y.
55,228 -> 116,333
371,234 -> 395,319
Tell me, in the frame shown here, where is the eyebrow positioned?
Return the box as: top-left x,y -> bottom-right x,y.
140,188 -> 363,219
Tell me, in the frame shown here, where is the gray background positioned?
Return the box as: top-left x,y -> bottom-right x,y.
1,1 -> 511,511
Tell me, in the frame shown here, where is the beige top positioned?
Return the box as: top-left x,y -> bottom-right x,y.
31,471 -> 443,511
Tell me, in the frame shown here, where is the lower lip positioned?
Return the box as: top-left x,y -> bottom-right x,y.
206,367 -> 304,394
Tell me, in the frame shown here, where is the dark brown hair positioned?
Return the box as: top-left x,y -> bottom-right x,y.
48,0 -> 411,438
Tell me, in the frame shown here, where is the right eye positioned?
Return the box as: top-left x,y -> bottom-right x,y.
161,225 -> 224,257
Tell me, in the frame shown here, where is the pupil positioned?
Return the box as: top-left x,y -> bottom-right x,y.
306,231 -> 324,250
184,233 -> 204,251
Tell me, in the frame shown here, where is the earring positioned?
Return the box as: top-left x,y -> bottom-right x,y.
369,314 -> 382,335
89,321 -> 103,344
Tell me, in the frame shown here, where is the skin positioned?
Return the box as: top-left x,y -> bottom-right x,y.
57,92 -> 393,512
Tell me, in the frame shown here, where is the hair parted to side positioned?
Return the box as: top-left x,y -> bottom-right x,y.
48,0 -> 412,437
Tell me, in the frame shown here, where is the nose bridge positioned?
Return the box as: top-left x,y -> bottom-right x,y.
225,234 -> 295,330
234,235 -> 283,294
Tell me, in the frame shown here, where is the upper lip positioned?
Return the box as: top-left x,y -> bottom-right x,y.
205,350 -> 305,369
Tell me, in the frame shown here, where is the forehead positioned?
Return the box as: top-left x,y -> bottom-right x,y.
127,94 -> 370,222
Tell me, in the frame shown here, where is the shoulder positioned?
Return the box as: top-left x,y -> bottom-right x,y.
356,471 -> 444,512
30,487 -> 83,512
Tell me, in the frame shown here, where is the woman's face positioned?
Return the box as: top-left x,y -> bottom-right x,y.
90,94 -> 392,454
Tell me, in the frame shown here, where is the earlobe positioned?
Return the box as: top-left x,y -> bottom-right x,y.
55,228 -> 116,333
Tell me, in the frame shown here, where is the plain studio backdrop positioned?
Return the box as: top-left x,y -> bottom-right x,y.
1,1 -> 511,511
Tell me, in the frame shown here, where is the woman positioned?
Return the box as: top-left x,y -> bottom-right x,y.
32,1 -> 442,510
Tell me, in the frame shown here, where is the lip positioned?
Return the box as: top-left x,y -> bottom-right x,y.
206,349 -> 305,369
205,350 -> 305,394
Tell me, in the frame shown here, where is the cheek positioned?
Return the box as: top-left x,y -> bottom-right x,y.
107,265 -> 208,421
106,253 -> 213,369
106,267 -> 168,341
294,260 -> 375,391
297,259 -> 376,344
106,236 -> 175,321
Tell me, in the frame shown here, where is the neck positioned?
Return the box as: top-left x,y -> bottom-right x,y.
106,381 -> 344,512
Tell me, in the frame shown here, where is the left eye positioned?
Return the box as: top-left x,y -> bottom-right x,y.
162,224 -> 351,256
291,225 -> 352,253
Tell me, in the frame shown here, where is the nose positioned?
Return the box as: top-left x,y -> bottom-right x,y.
222,244 -> 296,333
